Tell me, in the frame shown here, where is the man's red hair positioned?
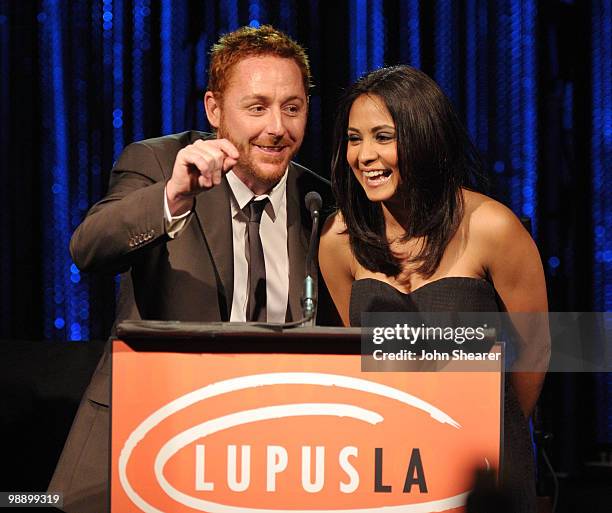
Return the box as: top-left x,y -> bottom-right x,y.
207,25 -> 311,98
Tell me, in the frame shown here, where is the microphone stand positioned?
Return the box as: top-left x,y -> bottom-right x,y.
301,207 -> 320,325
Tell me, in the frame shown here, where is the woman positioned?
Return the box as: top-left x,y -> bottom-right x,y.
319,65 -> 549,511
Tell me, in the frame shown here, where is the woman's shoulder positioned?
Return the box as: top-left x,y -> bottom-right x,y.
320,210 -> 354,259
321,210 -> 349,239
461,190 -> 537,272
319,210 -> 355,279
462,190 -> 528,240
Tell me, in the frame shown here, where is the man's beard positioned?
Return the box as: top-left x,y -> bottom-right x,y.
217,123 -> 295,189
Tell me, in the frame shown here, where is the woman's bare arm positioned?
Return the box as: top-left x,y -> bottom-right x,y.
471,198 -> 550,418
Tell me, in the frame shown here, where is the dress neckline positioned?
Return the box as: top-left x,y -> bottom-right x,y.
352,276 -> 493,297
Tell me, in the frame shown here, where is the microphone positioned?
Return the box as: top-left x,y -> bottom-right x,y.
302,191 -> 323,323
305,191 -> 322,219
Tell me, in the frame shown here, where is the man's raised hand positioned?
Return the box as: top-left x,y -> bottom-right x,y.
166,139 -> 239,216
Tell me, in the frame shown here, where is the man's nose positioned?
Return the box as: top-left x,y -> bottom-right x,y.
265,108 -> 287,137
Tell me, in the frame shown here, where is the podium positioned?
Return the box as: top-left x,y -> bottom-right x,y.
111,321 -> 503,513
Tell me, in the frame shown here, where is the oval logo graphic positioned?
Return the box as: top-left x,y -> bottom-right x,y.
111,349 -> 501,513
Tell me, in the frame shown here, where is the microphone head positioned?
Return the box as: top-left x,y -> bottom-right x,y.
305,191 -> 323,216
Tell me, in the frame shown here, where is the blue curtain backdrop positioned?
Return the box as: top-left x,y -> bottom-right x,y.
0,0 -> 610,450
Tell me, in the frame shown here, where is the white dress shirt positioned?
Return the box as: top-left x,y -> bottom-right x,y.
164,169 -> 290,322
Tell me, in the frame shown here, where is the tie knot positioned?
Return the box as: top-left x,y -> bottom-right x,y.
245,197 -> 269,223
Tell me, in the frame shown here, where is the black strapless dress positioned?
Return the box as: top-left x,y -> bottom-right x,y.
350,277 -> 536,513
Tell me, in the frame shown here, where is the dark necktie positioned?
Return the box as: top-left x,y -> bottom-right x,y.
244,197 -> 269,321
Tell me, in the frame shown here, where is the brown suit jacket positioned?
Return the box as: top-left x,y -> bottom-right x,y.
49,131 -> 339,512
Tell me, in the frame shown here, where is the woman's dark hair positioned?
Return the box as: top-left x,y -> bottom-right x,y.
331,65 -> 486,277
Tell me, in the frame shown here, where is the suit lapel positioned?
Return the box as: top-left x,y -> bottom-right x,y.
286,164 -> 309,321
194,178 -> 234,319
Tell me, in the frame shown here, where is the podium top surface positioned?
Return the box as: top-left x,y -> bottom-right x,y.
114,321 -> 503,366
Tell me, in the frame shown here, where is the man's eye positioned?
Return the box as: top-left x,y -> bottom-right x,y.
284,105 -> 302,115
248,105 -> 265,113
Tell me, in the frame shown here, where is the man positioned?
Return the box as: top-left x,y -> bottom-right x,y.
49,25 -> 338,513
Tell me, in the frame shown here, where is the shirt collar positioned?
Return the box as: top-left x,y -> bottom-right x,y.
226,167 -> 288,221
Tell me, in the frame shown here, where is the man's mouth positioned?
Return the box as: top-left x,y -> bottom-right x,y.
362,168 -> 393,186
254,144 -> 287,154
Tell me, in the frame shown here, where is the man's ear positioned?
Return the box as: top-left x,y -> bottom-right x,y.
204,91 -> 221,128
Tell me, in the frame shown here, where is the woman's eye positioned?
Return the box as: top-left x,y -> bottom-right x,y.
376,133 -> 395,142
347,134 -> 361,143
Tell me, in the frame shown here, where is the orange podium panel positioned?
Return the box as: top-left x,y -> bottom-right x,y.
111,329 -> 501,513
